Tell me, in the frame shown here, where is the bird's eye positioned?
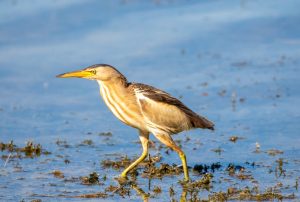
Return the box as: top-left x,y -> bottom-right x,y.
91,70 -> 96,74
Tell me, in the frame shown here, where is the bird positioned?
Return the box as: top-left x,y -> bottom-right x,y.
57,64 -> 214,182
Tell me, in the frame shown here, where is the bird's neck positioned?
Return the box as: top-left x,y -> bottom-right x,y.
97,77 -> 129,93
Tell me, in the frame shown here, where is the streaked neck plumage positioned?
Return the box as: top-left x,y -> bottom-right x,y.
96,77 -> 146,130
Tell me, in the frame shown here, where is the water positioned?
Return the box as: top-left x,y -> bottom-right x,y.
0,0 -> 299,201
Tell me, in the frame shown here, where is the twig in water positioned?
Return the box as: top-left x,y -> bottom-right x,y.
4,153 -> 12,167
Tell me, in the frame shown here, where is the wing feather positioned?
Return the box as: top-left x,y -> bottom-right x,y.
131,83 -> 214,134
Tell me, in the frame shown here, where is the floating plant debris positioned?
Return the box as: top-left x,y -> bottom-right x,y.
229,136 -> 244,142
52,170 -> 64,178
211,147 -> 224,155
105,185 -> 119,192
227,163 -> 245,175
142,163 -> 183,179
64,159 -> 70,164
74,192 -> 108,198
193,162 -> 221,174
182,173 -> 213,191
0,141 -> 15,152
266,149 -> 284,156
79,139 -> 94,146
0,141 -> 50,158
207,186 -> 295,201
101,156 -> 132,170
275,158 -> 287,177
229,136 -> 238,142
236,173 -> 254,181
98,132 -> 113,137
101,155 -> 162,172
22,142 -> 42,157
29,199 -> 42,202
153,186 -> 162,194
105,184 -> 131,197
55,139 -> 70,148
80,172 -> 101,185
169,186 -> 175,197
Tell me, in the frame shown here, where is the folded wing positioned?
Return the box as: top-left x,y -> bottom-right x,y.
132,83 -> 214,135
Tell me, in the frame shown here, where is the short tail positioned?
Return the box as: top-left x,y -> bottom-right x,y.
190,114 -> 215,130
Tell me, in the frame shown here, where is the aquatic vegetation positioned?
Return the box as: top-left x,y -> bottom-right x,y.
169,186 -> 175,197
80,172 -> 101,185
55,139 -> 71,148
0,141 -> 50,159
98,132 -> 113,137
153,185 -> 162,194
101,156 -> 132,170
211,147 -> 224,155
182,173 -> 213,191
193,162 -> 221,174
79,139 -> 94,146
22,142 -> 42,157
52,170 -> 64,179
75,192 -> 108,198
142,163 -> 183,179
229,136 -> 244,143
266,149 -> 284,156
207,186 -> 296,201
0,141 -> 15,152
226,163 -> 245,175
275,158 -> 287,177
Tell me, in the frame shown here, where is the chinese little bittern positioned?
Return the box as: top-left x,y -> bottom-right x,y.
57,64 -> 214,181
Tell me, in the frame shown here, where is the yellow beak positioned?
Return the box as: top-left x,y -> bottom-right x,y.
56,69 -> 94,78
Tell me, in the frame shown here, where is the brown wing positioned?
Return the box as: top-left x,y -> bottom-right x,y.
132,83 -> 214,132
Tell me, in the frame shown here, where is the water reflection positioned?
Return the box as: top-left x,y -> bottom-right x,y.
117,178 -> 189,202
131,183 -> 150,202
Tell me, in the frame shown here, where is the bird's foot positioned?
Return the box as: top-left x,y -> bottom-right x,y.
179,178 -> 191,185
115,175 -> 131,185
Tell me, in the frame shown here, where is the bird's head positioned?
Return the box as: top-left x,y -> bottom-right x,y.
56,64 -> 125,81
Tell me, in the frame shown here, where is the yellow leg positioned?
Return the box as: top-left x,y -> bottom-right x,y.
120,150 -> 147,177
153,133 -> 190,182
179,152 -> 189,182
121,131 -> 149,178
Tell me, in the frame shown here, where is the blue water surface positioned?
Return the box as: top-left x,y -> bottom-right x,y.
0,0 -> 299,201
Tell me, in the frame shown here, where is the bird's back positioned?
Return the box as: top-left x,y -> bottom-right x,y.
131,83 -> 214,134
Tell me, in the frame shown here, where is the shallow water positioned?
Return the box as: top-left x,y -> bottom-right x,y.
0,0 -> 299,201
